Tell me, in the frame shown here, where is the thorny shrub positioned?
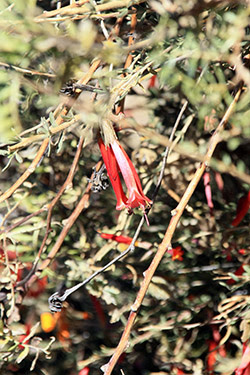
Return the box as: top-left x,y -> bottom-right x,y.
0,0 -> 250,374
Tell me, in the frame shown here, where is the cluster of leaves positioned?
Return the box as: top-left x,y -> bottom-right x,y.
0,0 -> 249,374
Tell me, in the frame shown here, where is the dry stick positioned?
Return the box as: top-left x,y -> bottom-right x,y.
0,139 -> 50,205
16,137 -> 84,288
42,11 -> 122,23
35,0 -> 146,21
151,101 -> 189,203
0,61 -> 56,78
0,59 -> 101,204
26,160 -> 103,289
8,115 -> 81,153
35,0 -> 90,19
35,0 -> 91,18
102,87 -> 242,375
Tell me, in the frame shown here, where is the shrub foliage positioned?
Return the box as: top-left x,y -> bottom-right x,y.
0,0 -> 249,374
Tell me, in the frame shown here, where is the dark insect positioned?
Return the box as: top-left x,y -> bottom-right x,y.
88,165 -> 109,193
60,80 -> 104,96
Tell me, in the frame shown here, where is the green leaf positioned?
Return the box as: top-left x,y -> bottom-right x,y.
49,112 -> 57,127
2,154 -> 15,172
148,278 -> 170,300
0,149 -> 8,156
16,346 -> 29,364
14,152 -> 23,163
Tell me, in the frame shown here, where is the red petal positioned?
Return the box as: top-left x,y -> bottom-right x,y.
148,75 -> 157,88
203,172 -> 214,211
235,345 -> 250,375
111,141 -> 152,210
100,233 -> 133,244
231,191 -> 250,227
98,138 -> 128,210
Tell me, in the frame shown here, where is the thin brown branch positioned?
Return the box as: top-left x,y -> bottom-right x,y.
8,115 -> 81,153
0,207 -> 47,235
0,61 -> 56,78
102,86 -> 242,375
35,0 -> 146,22
26,161 -> 103,289
36,0 -> 90,19
16,137 -> 84,288
0,138 -> 50,205
151,99 -> 189,203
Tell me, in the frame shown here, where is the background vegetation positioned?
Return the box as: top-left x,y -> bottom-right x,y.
0,0 -> 249,374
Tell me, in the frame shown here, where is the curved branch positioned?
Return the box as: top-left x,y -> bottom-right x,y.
0,138 -> 50,205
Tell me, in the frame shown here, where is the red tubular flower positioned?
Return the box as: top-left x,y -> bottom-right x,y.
99,231 -> 152,249
98,137 -> 128,210
231,191 -> 250,227
98,138 -> 152,214
235,343 -> 250,375
207,325 -> 226,374
148,74 -> 157,88
100,232 -> 135,245
168,246 -> 184,261
203,171 -> 214,213
79,368 -> 90,375
227,264 -> 245,285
